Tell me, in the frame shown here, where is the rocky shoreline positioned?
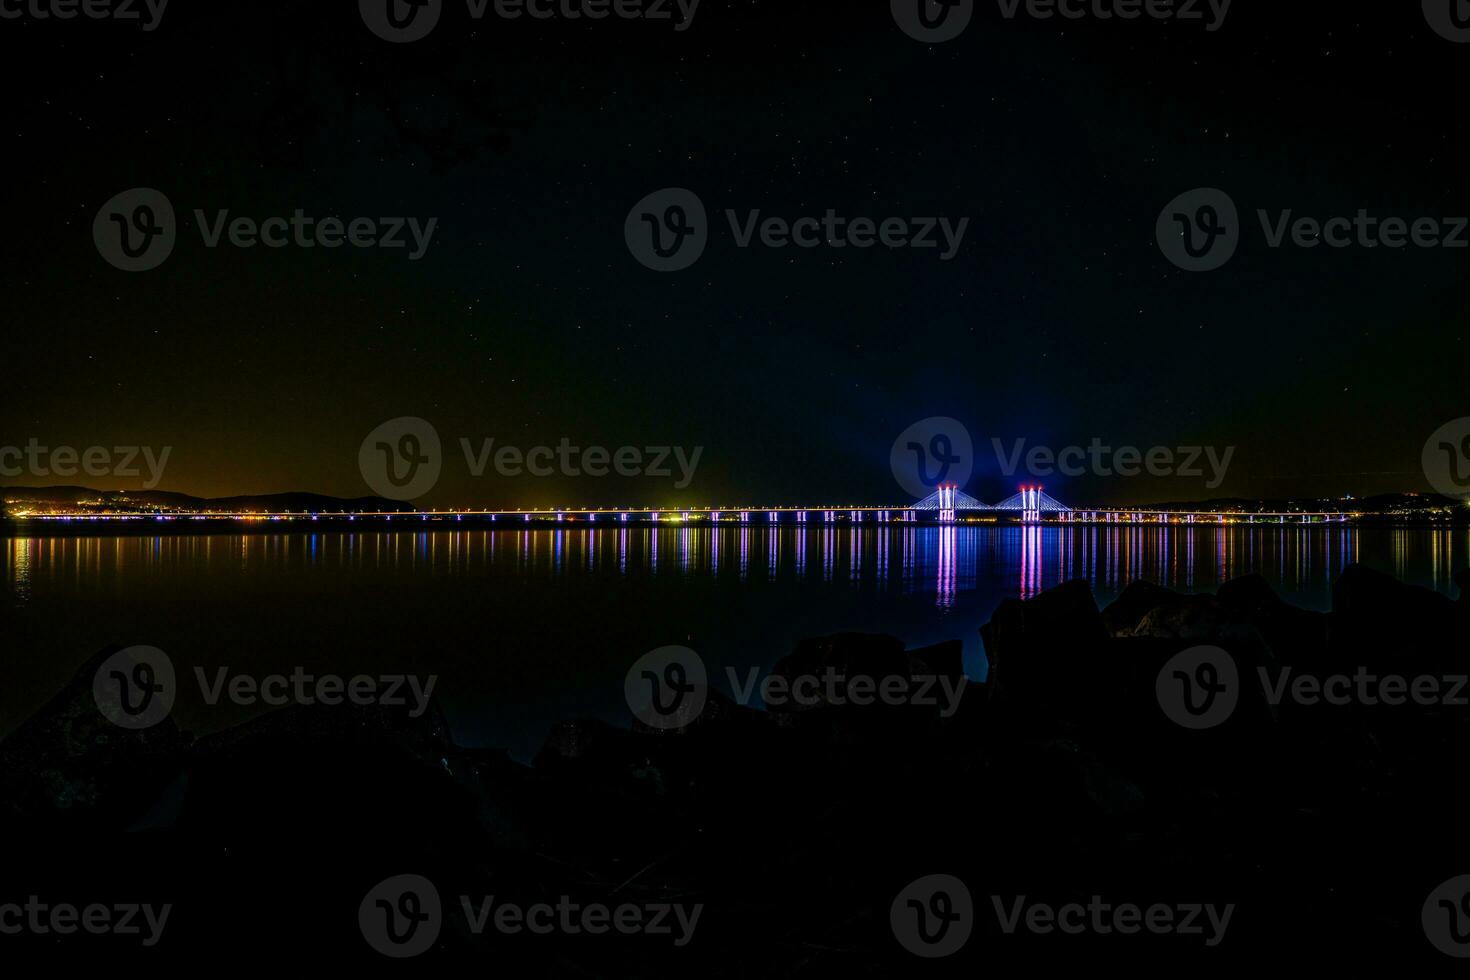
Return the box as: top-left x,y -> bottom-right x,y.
4,564 -> 1469,969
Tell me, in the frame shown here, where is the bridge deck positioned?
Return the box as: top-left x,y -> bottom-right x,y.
12,507 -> 1356,523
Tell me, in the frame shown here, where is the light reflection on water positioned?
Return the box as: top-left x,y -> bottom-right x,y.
5,525 -> 1468,760
3,526 -> 1465,610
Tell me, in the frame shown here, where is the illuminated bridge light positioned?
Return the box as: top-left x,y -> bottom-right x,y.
769,511 -> 779,522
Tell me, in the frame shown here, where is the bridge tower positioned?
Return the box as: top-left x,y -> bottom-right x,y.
939,482 -> 957,523
1023,485 -> 1040,524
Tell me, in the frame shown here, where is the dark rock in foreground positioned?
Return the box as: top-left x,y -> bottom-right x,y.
0,644 -> 189,831
4,563 -> 1469,971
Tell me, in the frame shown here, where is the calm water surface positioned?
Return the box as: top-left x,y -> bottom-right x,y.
4,526 -> 1465,758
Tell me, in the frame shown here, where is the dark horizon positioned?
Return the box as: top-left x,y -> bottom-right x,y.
0,481 -> 1460,517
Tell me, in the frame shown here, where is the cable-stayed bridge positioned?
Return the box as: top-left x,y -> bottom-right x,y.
912,483 -> 1071,522
13,484 -> 1355,526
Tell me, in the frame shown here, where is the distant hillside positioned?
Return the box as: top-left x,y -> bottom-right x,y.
1,487 -> 415,513
1133,492 -> 1465,513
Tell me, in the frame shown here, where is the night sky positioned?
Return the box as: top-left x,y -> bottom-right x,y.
3,1 -> 1467,508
